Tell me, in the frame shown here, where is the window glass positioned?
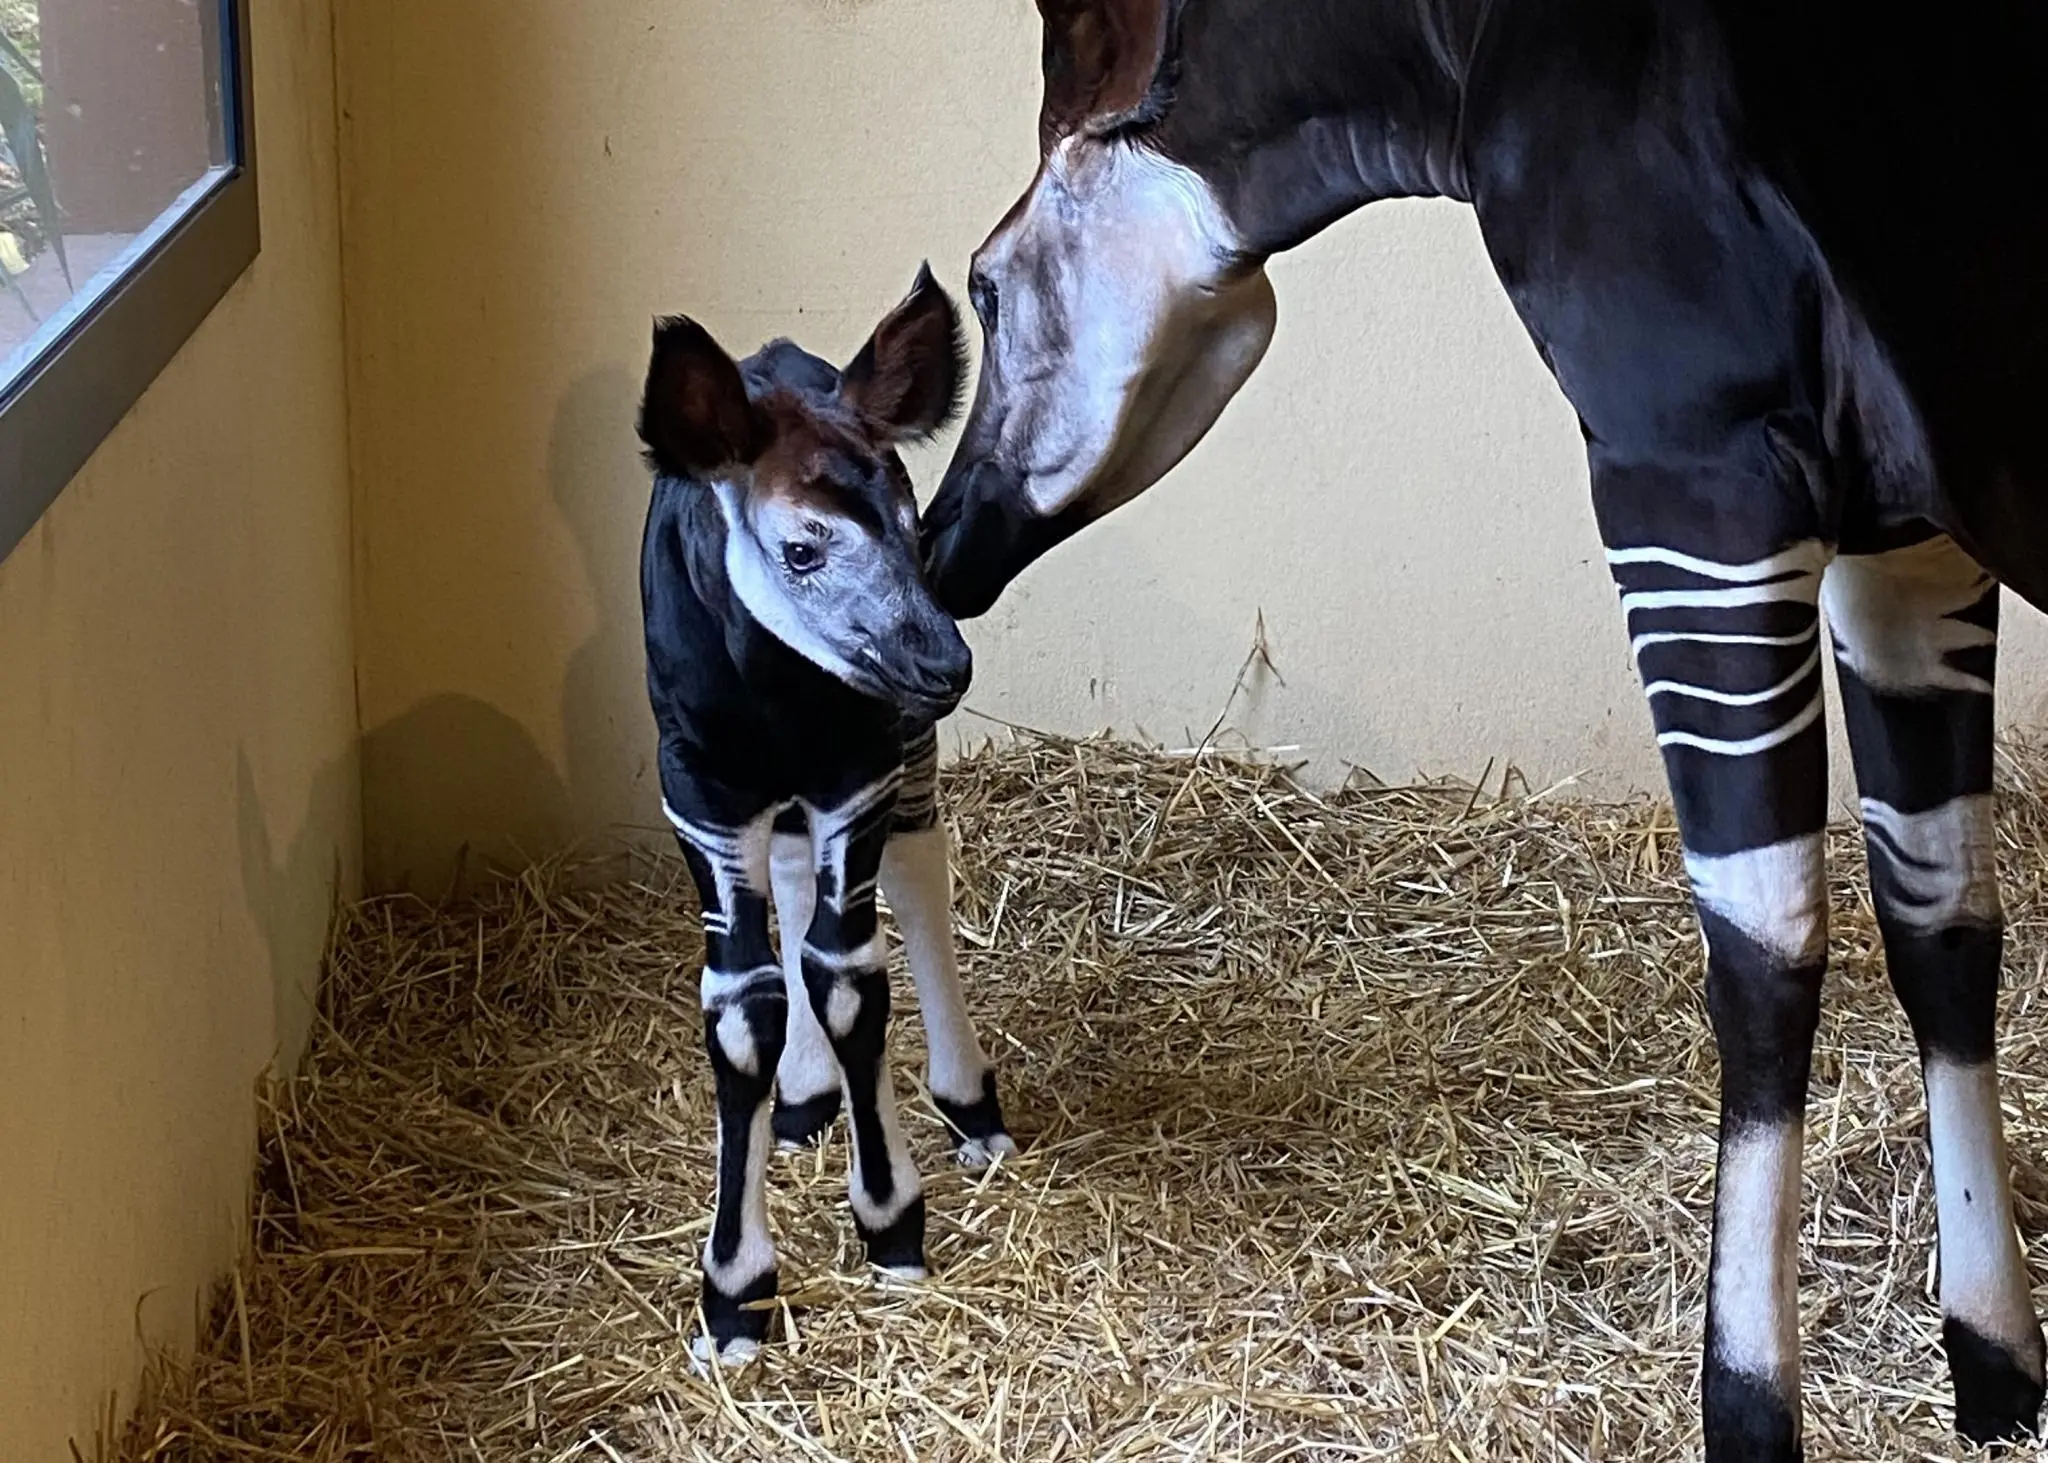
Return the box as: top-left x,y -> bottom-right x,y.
0,0 -> 228,390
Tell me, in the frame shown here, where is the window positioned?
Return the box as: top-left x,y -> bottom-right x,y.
0,0 -> 256,561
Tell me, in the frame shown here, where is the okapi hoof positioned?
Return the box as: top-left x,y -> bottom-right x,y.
1702,1362 -> 1803,1463
694,1268 -> 777,1367
857,1195 -> 928,1280
772,1088 -> 842,1150
935,1071 -> 1017,1170
1945,1317 -> 2047,1447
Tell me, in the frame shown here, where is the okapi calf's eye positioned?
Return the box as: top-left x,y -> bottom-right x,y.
635,264 -> 1017,1368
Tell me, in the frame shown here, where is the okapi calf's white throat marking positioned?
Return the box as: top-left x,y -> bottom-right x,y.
638,275 -> 1013,1363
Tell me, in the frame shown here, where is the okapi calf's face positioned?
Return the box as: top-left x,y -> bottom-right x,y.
639,265 -> 973,720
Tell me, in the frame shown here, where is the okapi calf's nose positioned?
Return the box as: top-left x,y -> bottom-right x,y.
877,614 -> 973,720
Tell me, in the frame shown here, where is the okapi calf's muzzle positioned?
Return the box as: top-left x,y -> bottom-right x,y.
636,264 -> 1017,1367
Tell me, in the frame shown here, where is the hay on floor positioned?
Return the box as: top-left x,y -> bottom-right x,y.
115,732 -> 2048,1462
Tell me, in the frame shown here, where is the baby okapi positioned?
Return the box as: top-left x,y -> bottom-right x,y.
637,267 -> 1015,1363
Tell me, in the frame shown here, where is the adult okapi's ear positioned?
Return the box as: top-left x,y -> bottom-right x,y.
1036,0 -> 1173,150
840,263 -> 967,445
638,315 -> 764,478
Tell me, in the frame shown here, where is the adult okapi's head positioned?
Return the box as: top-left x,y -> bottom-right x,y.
922,0 -> 1279,618
640,265 -> 974,719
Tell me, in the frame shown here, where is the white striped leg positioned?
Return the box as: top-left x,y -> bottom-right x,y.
768,814 -> 844,1148
1608,537 -> 1833,1463
664,801 -> 786,1363
805,772 -> 927,1276
1825,533 -> 2044,1444
885,727 -> 1014,1167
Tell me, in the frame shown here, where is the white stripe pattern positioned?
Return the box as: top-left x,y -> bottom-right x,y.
808,770 -> 903,915
1860,794 -> 2002,932
1608,540 -> 1831,758
662,801 -> 775,914
1822,537 -> 1996,696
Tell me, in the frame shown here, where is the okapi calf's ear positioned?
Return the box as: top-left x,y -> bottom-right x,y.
840,264 -> 968,446
638,315 -> 765,479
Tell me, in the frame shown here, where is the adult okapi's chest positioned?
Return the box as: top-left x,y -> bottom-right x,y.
1460,0 -> 2048,595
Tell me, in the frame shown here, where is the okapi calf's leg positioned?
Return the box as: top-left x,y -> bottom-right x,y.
883,726 -> 1015,1167
664,799 -> 786,1365
768,807 -> 844,1148
1606,528 -> 1834,1463
804,774 -> 928,1276
1825,530 -> 2045,1444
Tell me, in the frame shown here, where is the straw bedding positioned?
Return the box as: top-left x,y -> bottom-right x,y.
116,730 -> 2048,1462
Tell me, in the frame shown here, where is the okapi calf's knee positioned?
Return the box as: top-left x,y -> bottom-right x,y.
637,267 -> 1016,1364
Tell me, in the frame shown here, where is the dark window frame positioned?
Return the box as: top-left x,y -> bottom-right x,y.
0,0 -> 259,562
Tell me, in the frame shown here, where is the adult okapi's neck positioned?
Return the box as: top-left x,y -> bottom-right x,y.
1150,0 -> 1478,257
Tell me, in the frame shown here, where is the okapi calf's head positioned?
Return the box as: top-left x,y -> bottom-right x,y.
639,265 -> 972,721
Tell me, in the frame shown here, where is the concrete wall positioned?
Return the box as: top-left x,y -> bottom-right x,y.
339,0 -> 2048,891
0,0 -> 359,1452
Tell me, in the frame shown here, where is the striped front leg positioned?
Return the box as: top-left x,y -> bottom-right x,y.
664,801 -> 786,1365
1825,531 -> 2045,1444
805,773 -> 928,1275
768,808 -> 845,1149
884,726 -> 1016,1167
1609,538 -> 1833,1463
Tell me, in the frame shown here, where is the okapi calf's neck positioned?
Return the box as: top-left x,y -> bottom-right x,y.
638,267 -> 1015,1365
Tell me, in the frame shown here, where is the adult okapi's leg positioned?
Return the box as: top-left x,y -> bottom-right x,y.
882,726 -> 1015,1167
1606,524 -> 1834,1463
1824,530 -> 2045,1444
768,806 -> 844,1148
663,797 -> 786,1363
804,772 -> 928,1275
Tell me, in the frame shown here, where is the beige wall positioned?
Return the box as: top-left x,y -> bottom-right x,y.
341,0 -> 2048,891
0,1 -> 358,1453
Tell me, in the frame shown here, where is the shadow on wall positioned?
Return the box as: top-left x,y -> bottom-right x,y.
234,742 -> 359,1072
359,365 -> 663,897
552,364 -> 665,863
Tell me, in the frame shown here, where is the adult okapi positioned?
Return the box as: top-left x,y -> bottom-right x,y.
918,1 -> 2048,1457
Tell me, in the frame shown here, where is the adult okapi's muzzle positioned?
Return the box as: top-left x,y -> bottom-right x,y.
921,458 -> 1089,621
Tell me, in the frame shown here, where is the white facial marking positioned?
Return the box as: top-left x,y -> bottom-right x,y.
1684,834 -> 1828,966
1861,794 -> 2002,933
1823,536 -> 1996,695
978,138 -> 1275,519
1712,1121 -> 1804,1401
1925,1059 -> 2043,1370
709,478 -> 874,688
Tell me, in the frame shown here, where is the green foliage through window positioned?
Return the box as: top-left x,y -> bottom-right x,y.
0,1 -> 67,326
